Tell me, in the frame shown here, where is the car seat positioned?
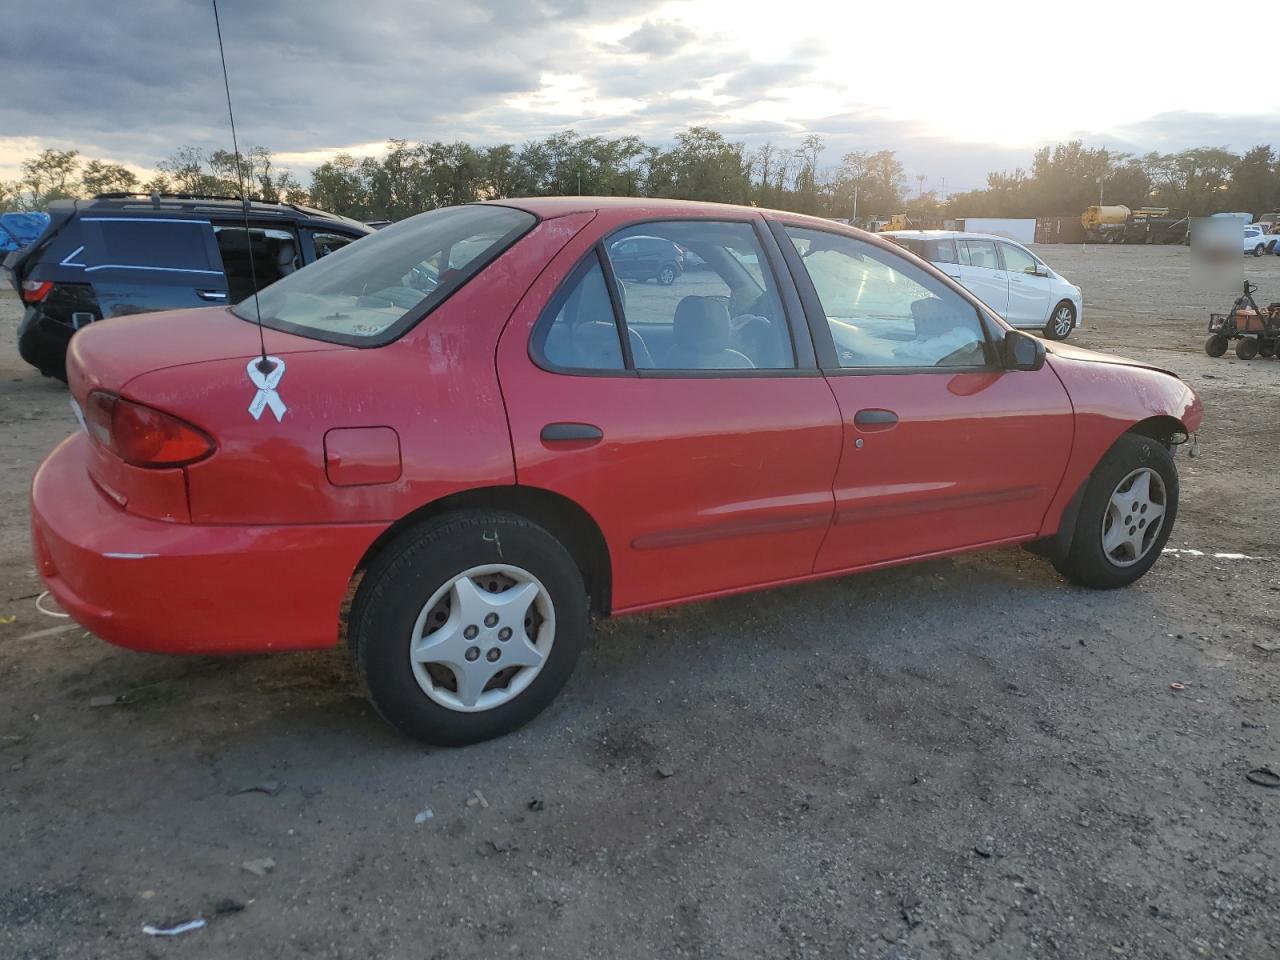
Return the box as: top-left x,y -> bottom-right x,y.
668,296 -> 754,369
276,240 -> 298,276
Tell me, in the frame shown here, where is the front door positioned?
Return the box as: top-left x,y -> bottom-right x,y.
999,241 -> 1052,327
773,221 -> 1074,573
957,237 -> 1010,317
498,216 -> 843,613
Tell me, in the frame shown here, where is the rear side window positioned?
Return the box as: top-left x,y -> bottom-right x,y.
83,217 -> 222,275
235,205 -> 535,344
925,239 -> 958,263
536,256 -> 626,371
958,239 -> 1000,270
214,226 -> 299,302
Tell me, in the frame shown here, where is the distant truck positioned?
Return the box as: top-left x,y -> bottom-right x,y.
1081,205 -> 1187,244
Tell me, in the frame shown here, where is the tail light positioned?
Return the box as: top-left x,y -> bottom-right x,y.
20,280 -> 53,303
84,391 -> 215,468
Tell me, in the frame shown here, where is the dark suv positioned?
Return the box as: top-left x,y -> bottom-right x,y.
606,235 -> 685,285
4,194 -> 372,379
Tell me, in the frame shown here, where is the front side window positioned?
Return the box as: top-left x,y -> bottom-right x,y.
234,204 -> 535,343
311,231 -> 356,259
784,226 -> 989,369
999,242 -> 1038,275
603,220 -> 794,371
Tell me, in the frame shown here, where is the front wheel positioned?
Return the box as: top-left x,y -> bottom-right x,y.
1204,333 -> 1229,357
1044,301 -> 1076,340
350,511 -> 587,745
1052,434 -> 1178,589
1259,339 -> 1277,359
1253,245 -> 1265,257
1236,337 -> 1259,360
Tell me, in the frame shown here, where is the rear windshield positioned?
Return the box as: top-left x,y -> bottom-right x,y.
232,204 -> 535,344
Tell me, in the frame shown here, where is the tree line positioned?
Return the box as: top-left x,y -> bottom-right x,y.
4,129 -> 1278,223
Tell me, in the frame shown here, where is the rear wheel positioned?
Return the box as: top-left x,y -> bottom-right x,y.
350,511 -> 587,746
657,263 -> 677,285
1204,334 -> 1229,357
1044,301 -> 1076,340
1260,339 -> 1277,358
1052,434 -> 1178,589
1253,244 -> 1265,257
1236,337 -> 1260,360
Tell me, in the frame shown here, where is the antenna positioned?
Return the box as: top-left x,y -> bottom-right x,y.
211,0 -> 272,375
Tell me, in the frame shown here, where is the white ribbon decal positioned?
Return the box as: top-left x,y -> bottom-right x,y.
247,356 -> 287,422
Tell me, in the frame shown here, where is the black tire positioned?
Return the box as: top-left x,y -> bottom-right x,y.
657,263 -> 677,285
1044,300 -> 1076,340
1236,337 -> 1259,360
1252,245 -> 1265,257
1259,339 -> 1277,359
1052,434 -> 1178,590
349,510 -> 587,746
1204,334 -> 1229,357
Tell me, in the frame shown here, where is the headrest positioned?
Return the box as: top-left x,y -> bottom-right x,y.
911,297 -> 954,337
674,296 -> 731,352
276,240 -> 297,268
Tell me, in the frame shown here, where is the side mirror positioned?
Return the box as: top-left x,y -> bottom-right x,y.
1001,329 -> 1046,371
1031,263 -> 1050,277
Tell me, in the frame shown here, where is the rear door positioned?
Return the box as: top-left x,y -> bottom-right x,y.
74,215 -> 228,317
999,241 -> 1051,327
956,238 -> 1009,316
497,214 -> 843,613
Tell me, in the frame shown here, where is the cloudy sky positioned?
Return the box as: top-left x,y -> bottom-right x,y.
2,0 -> 1277,194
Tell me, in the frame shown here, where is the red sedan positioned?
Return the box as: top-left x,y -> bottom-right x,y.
30,198 -> 1203,745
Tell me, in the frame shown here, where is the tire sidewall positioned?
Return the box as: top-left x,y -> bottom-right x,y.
1064,435 -> 1179,588
353,513 -> 587,746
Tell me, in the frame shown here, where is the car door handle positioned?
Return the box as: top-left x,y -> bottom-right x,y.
196,289 -> 228,301
540,422 -> 603,444
853,409 -> 898,427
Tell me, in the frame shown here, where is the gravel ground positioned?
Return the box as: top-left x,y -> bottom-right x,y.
1,245 -> 1278,960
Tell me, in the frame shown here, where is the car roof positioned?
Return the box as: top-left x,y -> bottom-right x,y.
485,195 -> 784,221
47,195 -> 372,234
879,229 -> 1029,245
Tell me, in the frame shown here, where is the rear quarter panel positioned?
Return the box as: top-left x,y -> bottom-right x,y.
1039,355 -> 1202,537
120,212 -> 596,526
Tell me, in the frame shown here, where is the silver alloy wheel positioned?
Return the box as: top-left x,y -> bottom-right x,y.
1053,304 -> 1074,337
409,563 -> 555,713
1101,467 -> 1167,567
658,265 -> 676,284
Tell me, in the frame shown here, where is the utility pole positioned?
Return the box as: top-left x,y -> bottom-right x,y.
852,182 -> 859,222
916,174 -> 926,197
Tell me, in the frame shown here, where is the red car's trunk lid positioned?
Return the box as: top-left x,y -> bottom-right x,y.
66,306 -> 348,399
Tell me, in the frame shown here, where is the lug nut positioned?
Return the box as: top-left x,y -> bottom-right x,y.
464,625 -> 479,640
484,613 -> 498,627
486,648 -> 500,662
465,646 -> 480,662
498,627 -> 512,641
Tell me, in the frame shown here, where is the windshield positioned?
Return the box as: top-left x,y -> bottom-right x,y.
232,204 -> 535,344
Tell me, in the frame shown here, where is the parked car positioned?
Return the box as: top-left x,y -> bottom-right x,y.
1242,224 -> 1272,256
607,234 -> 685,284
4,193 -> 372,380
31,198 -> 1202,746
882,230 -> 1083,340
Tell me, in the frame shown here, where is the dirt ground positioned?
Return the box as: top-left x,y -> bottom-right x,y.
1,245 -> 1277,960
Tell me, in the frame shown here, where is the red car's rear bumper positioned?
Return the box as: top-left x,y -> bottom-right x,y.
30,433 -> 385,654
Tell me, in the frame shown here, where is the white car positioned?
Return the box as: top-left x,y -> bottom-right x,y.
881,230 -> 1083,340
1242,225 -> 1275,256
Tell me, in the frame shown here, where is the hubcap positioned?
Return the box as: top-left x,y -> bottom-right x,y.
1055,307 -> 1073,336
409,564 -> 555,713
1101,467 -> 1167,567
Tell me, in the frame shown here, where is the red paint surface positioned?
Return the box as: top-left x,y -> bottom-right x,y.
31,199 -> 1204,655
